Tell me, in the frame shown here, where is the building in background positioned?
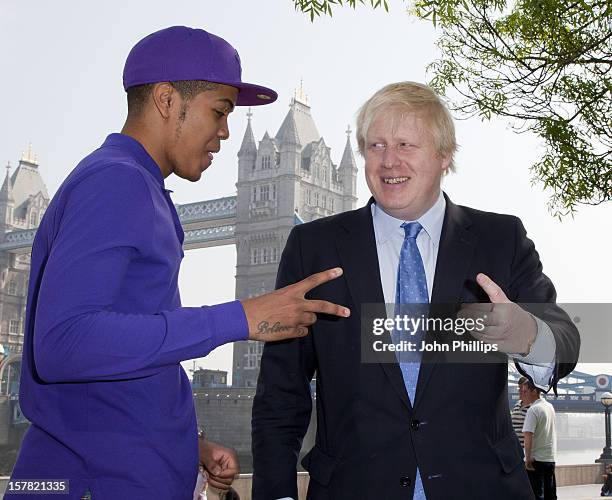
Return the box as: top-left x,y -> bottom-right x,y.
192,368 -> 228,389
232,87 -> 358,388
0,145 -> 49,356
0,146 -> 49,454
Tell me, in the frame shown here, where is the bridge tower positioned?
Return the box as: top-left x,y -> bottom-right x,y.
232,85 -> 359,387
0,146 -> 49,355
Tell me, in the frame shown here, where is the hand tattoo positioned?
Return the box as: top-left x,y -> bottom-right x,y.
257,321 -> 292,335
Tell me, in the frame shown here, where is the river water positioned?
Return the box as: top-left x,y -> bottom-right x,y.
549,412 -> 607,465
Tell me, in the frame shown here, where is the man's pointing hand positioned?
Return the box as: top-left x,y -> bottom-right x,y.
458,273 -> 537,355
242,267 -> 350,342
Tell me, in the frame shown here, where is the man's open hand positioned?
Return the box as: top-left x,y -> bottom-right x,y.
458,273 -> 537,355
241,267 -> 350,342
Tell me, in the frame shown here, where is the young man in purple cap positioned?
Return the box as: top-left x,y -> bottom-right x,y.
7,26 -> 349,500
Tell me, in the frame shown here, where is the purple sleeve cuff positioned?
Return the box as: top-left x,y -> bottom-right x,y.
207,300 -> 249,349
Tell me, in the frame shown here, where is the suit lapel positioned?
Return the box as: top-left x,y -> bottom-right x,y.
335,200 -> 413,412
413,195 -> 478,412
429,195 -> 477,305
334,200 -> 384,313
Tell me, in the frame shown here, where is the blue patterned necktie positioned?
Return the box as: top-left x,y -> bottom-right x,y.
394,221 -> 429,500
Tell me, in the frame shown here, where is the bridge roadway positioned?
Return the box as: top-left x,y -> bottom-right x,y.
508,393 -> 608,413
0,196 -> 238,253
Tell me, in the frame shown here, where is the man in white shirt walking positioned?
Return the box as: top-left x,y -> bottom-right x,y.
522,378 -> 558,500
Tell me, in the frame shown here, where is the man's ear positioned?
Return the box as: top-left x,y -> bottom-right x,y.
151,82 -> 177,119
441,155 -> 452,173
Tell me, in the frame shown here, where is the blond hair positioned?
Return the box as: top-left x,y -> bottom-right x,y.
356,82 -> 458,172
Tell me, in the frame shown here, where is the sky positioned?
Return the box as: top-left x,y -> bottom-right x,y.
1,0 -> 610,382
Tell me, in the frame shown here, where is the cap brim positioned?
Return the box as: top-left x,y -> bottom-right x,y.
210,80 -> 278,106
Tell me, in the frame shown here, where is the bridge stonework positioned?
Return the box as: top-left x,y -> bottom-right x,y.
231,95 -> 358,388
193,388 -> 317,473
0,152 -> 49,356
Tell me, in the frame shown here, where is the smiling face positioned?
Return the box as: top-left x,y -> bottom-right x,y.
166,83 -> 238,182
364,107 -> 451,221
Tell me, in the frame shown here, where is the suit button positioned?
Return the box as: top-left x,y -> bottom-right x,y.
400,476 -> 412,487
411,419 -> 420,430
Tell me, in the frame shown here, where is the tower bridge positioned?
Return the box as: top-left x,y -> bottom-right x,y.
508,369 -> 612,413
0,196 -> 239,254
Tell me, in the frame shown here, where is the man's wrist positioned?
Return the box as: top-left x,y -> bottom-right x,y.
520,332 -> 536,357
519,315 -> 538,356
514,315 -> 557,366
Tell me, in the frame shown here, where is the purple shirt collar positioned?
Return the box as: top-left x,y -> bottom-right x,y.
102,133 -> 165,187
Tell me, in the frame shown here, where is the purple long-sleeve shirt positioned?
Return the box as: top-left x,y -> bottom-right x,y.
9,133 -> 248,499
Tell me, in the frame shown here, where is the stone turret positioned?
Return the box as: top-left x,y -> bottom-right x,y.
237,108 -> 257,182
338,126 -> 359,211
8,145 -> 49,230
0,163 -> 15,233
275,101 -> 301,175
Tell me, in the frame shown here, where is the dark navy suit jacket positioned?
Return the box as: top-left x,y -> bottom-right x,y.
252,196 -> 579,500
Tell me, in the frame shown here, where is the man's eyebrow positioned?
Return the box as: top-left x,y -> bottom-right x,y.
218,98 -> 236,112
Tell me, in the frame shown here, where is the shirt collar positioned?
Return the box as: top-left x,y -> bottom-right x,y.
372,191 -> 446,247
101,133 -> 165,187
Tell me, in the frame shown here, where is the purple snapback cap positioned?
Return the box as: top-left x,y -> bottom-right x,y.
123,26 -> 277,106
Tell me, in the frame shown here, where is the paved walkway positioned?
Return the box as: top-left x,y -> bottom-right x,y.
558,483 -> 605,499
